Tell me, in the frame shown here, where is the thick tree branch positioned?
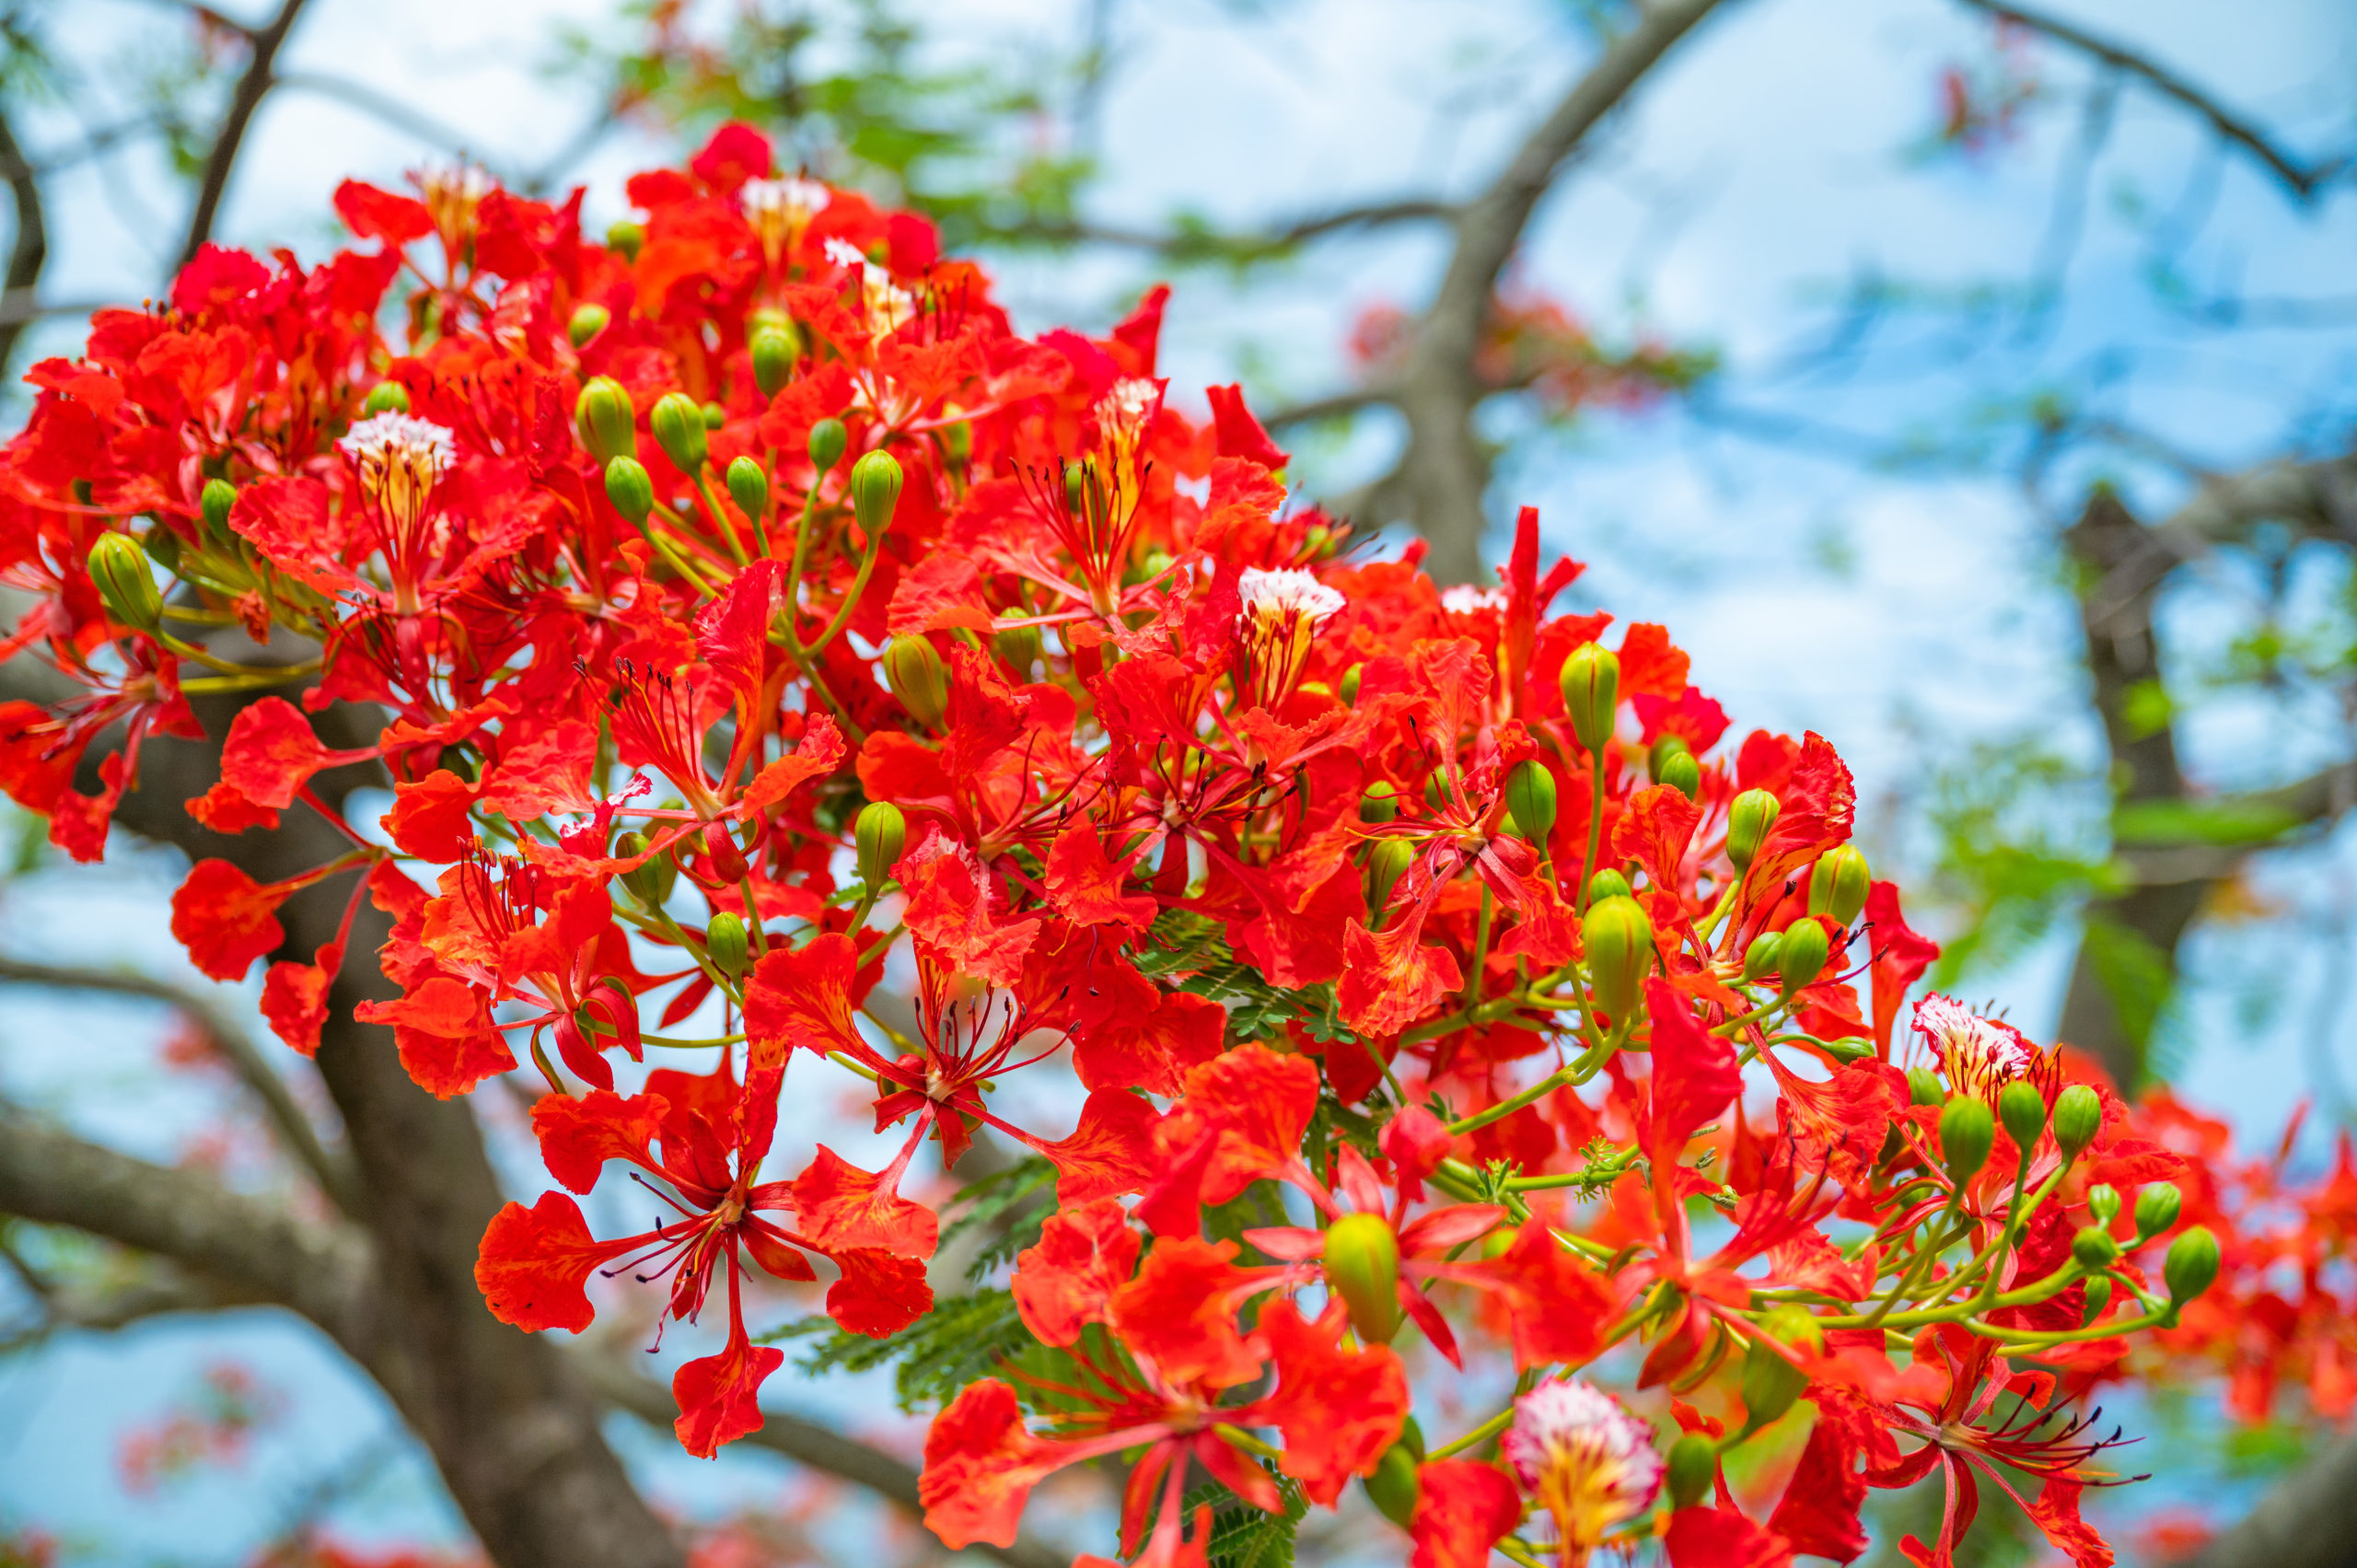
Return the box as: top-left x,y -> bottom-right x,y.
1016,196 -> 1458,258
576,1353 -> 1068,1568
0,104 -> 50,378
175,0 -> 315,273
0,956 -> 360,1214
1956,0 -> 2351,202
2184,1428 -> 2357,1568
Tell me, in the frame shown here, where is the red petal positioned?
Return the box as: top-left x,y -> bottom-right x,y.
1109,1236 -> 1269,1392
473,1191 -> 631,1333
789,1144 -> 939,1258
1409,1460 -> 1522,1568
920,1379 -> 1071,1550
825,1247 -> 934,1338
743,932 -> 869,1067
1255,1299 -> 1409,1504
1040,1088 -> 1166,1205
531,1087 -> 666,1194
1649,977 -> 1741,1159
1011,1198 -> 1140,1346
672,1320 -> 784,1458
169,859 -> 292,982
1665,1506 -> 1794,1568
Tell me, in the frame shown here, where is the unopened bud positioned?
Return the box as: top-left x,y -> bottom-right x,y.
2134,1181 -> 2182,1240
1558,642 -> 1620,756
1587,869 -> 1632,904
200,478 -> 238,540
1339,663 -> 1363,703
2051,1083 -> 2103,1158
1740,1336 -> 1808,1432
1657,749 -> 1701,801
1649,734 -> 1691,781
567,302 -> 610,347
1998,1080 -> 2048,1153
2086,1183 -> 2122,1227
87,534 -> 162,632
701,401 -> 726,429
808,417 -> 848,473
2073,1225 -> 2121,1270
726,455 -> 769,524
1939,1094 -> 1994,1182
1366,837 -> 1413,912
606,219 -> 644,261
1363,1433 -> 1423,1526
604,457 -> 655,525
143,528 -> 181,574
1808,844 -> 1871,927
363,380 -> 411,415
855,801 -> 907,888
705,912 -> 749,981
1582,894 -> 1655,1026
1424,773 -> 1448,812
1726,789 -> 1781,872
751,325 -> 799,400
1359,782 -> 1400,825
1907,1065 -> 1946,1108
1322,1212 -> 1401,1344
1742,930 -> 1783,983
1775,916 -> 1830,996
993,622 -> 1042,677
616,830 -> 675,908
883,634 -> 948,727
2164,1225 -> 2220,1304
850,448 -> 904,537
650,391 -> 708,474
1666,1434 -> 1717,1512
2080,1275 -> 2113,1326
1504,759 -> 1557,849
576,376 -> 636,463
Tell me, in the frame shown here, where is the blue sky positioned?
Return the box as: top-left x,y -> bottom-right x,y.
5,0 -> 2357,1556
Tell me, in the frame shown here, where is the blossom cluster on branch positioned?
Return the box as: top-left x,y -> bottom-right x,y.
0,121 -> 2343,1568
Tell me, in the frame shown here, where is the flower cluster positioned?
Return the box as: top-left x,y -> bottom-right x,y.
0,121 -> 2311,1568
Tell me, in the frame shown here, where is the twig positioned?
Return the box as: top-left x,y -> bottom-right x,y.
175,0 -> 316,273
0,104 -> 49,377
272,70 -> 493,167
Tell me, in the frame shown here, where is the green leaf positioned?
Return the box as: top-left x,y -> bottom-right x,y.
1180,1466 -> 1308,1568
2081,915 -> 2173,1057
2112,797 -> 2304,847
762,1289 -> 1037,1412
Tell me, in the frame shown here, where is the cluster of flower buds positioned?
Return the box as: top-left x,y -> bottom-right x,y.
0,122 -> 2299,1568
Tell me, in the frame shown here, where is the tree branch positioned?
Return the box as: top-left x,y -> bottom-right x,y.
271,70 -> 492,167
0,103 -> 51,379
2185,1427 -> 2357,1568
0,957 -> 360,1215
575,1353 -> 1067,1568
1015,196 -> 1458,258
175,0 -> 315,273
1955,0 -> 2351,202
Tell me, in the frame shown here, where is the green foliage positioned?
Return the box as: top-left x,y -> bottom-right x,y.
2081,915 -> 2174,1059
2112,797 -> 2304,847
1135,910 -> 1330,1044
1179,1465 -> 1308,1568
763,1288 -> 1035,1412
1922,738 -> 2116,984
941,1155 -> 1059,1283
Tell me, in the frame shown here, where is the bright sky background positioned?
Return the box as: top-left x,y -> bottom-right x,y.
4,0 -> 2356,1556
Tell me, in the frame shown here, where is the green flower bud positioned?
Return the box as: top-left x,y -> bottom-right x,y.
884,633 -> 948,728
1587,869 -> 1633,904
604,457 -> 655,525
1359,782 -> 1400,825
1726,789 -> 1782,873
363,380 -> 411,415
200,478 -> 238,540
575,376 -> 636,464
616,831 -> 675,908
1504,759 -> 1558,848
1363,1433 -> 1423,1527
2073,1225 -> 2121,1270
1742,931 -> 1784,983
2080,1275 -> 2113,1326
1338,662 -> 1363,703
1938,1094 -> 1995,1183
1657,749 -> 1701,802
1808,844 -> 1871,927
1323,1212 -> 1402,1344
1907,1065 -> 1946,1108
726,455 -> 770,524
2164,1225 -> 2220,1304
1666,1433 -> 1717,1512
567,303 -> 610,347
1775,917 -> 1830,996
650,391 -> 709,474
1366,837 -> 1413,912
850,448 -> 904,537
993,622 -> 1042,677
87,533 -> 162,633
1998,1080 -> 2048,1154
2086,1183 -> 2122,1227
1558,642 -> 1620,756
1740,1335 -> 1808,1432
701,401 -> 726,429
1424,772 -> 1448,812
2051,1083 -> 2103,1159
705,912 -> 749,981
855,801 -> 907,888
1582,894 -> 1655,1026
606,219 -> 644,261
751,325 -> 799,401
1648,734 -> 1692,782
808,416 -> 848,474
2134,1181 -> 2183,1240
